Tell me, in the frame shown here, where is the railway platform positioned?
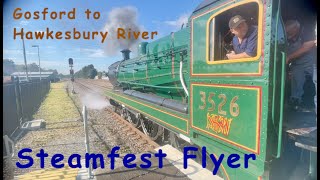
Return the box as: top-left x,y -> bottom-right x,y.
13,145 -> 221,180
94,144 -> 223,180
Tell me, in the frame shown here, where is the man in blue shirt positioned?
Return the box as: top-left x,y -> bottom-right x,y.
285,20 -> 316,111
226,15 -> 258,59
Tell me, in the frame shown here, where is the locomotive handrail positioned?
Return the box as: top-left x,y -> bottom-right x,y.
120,46 -> 188,66
276,51 -> 286,158
179,50 -> 189,97
119,81 -> 184,90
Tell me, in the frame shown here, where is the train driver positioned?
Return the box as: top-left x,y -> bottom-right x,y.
226,15 -> 258,60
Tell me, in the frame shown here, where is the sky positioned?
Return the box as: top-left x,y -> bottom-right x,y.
3,0 -> 203,74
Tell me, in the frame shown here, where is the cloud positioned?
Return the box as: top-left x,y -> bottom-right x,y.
80,48 -> 107,58
4,49 -> 37,55
2,57 -> 18,61
154,13 -> 190,29
19,21 -> 29,26
3,49 -> 22,55
26,51 -> 37,55
88,49 -> 106,58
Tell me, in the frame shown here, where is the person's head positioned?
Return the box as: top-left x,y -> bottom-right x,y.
285,20 -> 300,40
229,15 -> 249,39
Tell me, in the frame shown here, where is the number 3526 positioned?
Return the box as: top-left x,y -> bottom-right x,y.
198,91 -> 239,117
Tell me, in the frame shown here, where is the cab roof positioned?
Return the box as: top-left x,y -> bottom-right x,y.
193,0 -> 221,13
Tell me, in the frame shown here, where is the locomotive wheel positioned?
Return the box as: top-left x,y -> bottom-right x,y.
115,106 -> 122,115
140,118 -> 163,141
111,105 -> 117,112
127,112 -> 140,127
120,108 -> 127,119
126,112 -> 133,123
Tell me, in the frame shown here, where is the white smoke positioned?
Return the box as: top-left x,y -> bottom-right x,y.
81,93 -> 110,110
102,6 -> 142,56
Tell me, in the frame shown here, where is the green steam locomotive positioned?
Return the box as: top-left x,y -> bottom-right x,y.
106,0 -> 317,179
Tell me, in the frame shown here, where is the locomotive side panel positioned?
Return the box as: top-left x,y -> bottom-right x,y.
189,0 -> 273,179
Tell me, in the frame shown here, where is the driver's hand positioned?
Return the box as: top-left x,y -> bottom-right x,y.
226,51 -> 235,59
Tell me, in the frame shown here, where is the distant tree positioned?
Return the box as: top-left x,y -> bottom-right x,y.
3,59 -> 15,75
44,69 -> 59,75
97,72 -> 102,79
14,63 -> 46,72
4,60 -> 60,75
27,63 -> 40,72
74,64 -> 98,79
58,73 -> 70,78
14,64 -> 27,72
52,69 -> 58,75
88,69 -> 98,79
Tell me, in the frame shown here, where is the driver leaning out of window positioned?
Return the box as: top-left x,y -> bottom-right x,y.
226,15 -> 258,59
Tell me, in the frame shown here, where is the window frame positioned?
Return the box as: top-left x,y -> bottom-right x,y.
205,0 -> 263,64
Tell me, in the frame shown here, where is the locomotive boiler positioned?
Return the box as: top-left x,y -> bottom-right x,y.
107,30 -> 190,113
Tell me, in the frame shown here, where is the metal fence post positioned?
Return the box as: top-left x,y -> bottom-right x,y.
14,78 -> 21,121
82,106 -> 93,179
14,77 -> 23,124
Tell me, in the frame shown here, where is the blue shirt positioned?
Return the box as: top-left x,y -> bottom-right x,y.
232,25 -> 258,57
287,26 -> 316,68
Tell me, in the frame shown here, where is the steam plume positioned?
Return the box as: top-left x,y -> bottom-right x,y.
81,93 -> 110,110
103,6 -> 141,56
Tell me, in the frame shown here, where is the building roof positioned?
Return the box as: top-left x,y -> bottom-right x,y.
11,72 -> 54,76
17,75 -> 51,78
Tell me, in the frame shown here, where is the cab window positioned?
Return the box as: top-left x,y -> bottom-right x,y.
208,2 -> 259,62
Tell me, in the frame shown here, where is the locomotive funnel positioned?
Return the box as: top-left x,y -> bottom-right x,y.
121,49 -> 131,60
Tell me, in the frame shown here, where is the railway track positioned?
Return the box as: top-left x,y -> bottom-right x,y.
72,79 -> 160,151
76,79 -> 113,90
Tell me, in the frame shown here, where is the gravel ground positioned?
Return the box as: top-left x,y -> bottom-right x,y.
5,80 -> 147,179
69,80 -> 151,174
3,158 -> 14,180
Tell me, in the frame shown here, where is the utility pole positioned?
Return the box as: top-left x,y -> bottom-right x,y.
32,45 -> 41,81
22,32 -> 29,81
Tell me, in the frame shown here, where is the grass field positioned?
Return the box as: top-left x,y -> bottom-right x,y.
33,82 -> 79,122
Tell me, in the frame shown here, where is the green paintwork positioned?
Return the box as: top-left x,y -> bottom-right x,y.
105,90 -> 189,134
105,0 -> 289,179
116,28 -> 190,102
